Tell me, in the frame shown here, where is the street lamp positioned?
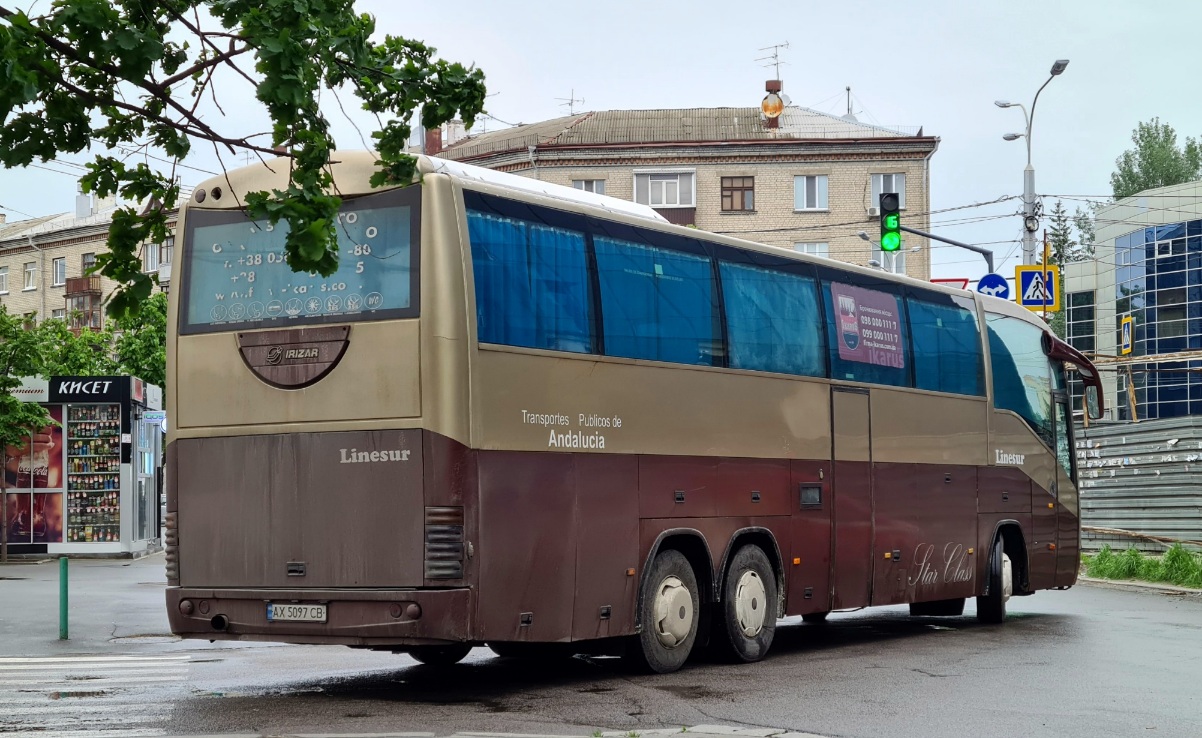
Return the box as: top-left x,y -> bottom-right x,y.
858,231 -> 919,273
996,59 -> 1070,265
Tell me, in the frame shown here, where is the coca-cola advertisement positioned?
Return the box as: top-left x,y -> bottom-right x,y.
5,493 -> 31,544
3,406 -> 64,490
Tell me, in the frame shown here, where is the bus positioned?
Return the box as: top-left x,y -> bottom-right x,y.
164,152 -> 1105,673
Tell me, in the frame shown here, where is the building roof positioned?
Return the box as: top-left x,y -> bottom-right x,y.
442,107 -> 926,161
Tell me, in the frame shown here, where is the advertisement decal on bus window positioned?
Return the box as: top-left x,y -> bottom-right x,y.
829,282 -> 904,369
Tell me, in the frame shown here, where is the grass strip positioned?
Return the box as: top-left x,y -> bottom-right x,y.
1083,543 -> 1202,588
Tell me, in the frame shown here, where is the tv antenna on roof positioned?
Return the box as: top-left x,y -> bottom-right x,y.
556,89 -> 585,115
756,42 -> 790,79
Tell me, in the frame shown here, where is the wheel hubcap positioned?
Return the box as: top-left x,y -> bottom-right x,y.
734,570 -> 767,637
1001,553 -> 1013,603
652,575 -> 694,648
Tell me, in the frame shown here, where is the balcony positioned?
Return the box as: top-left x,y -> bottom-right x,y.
66,276 -> 101,296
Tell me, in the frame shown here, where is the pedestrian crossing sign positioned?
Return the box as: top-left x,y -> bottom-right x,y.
1014,265 -> 1061,312
1121,315 -> 1134,355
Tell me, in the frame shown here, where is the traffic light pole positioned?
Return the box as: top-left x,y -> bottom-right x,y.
899,225 -> 995,274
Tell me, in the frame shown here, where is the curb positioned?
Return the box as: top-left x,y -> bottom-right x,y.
1079,575 -> 1202,595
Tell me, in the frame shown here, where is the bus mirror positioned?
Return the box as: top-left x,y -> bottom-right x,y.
1085,385 -> 1102,420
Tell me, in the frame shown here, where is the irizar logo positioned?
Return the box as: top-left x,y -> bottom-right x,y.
995,449 -> 1026,466
339,448 -> 412,464
265,346 -> 319,365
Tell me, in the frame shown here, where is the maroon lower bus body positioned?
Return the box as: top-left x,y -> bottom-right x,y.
165,430 -> 1078,647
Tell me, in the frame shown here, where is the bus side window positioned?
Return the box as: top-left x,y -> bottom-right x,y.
908,295 -> 984,396
719,261 -> 825,377
986,313 -> 1054,447
467,211 -> 594,353
593,236 -> 720,367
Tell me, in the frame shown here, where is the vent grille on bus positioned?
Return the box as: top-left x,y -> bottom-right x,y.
164,511 -> 179,584
425,506 -> 464,579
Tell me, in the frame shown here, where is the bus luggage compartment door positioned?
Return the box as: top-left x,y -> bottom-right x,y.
830,388 -> 873,610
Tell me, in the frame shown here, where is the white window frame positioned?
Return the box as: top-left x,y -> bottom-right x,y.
793,175 -> 829,211
143,242 -> 159,273
633,169 -> 695,208
794,242 -> 829,258
161,237 -> 174,266
52,257 -> 66,286
23,261 -> 37,290
0,265 -> 8,294
81,252 -> 96,274
572,179 -> 606,195
51,308 -> 66,321
871,173 -> 907,209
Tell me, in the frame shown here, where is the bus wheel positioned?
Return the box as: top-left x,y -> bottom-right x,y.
976,537 -> 1012,624
628,549 -> 700,674
802,611 -> 829,624
715,545 -> 777,663
407,643 -> 472,666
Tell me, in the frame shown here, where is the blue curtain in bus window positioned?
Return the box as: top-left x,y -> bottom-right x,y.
719,262 -> 825,376
908,297 -> 984,395
985,313 -> 1053,446
593,236 -> 719,365
468,211 -> 592,352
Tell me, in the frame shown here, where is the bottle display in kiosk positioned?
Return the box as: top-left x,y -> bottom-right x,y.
64,404 -> 121,542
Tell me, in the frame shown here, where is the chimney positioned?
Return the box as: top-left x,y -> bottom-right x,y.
444,119 -> 467,147
0,213 -> 6,224
424,127 -> 443,156
75,184 -> 93,219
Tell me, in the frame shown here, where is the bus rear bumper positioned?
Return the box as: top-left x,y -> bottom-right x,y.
166,587 -> 473,647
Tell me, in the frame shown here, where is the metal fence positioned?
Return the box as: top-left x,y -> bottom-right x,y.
1077,416 -> 1202,552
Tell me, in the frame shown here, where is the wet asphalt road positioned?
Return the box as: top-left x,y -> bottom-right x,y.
99,586 -> 1202,736
2,560 -> 1200,738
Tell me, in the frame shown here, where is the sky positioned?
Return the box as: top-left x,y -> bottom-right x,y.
1,0 -> 1199,282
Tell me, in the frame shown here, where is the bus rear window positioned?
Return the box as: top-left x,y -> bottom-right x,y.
179,187 -> 419,334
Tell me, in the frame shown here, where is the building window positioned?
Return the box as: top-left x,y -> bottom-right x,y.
721,177 -> 755,212
23,261 -> 37,290
794,175 -> 829,211
52,257 -> 66,286
67,294 -> 102,330
143,243 -> 159,273
0,266 -> 7,293
794,242 -> 829,258
161,237 -> 174,266
81,252 -> 96,274
872,173 -> 906,209
634,172 -> 695,208
572,180 -> 606,195
51,308 -> 66,321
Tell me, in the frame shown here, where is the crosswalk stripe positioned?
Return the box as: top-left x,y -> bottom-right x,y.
0,656 -> 189,664
0,730 -> 166,738
0,662 -> 191,670
0,675 -> 188,686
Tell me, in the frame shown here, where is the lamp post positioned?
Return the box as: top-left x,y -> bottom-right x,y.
996,59 -> 1069,265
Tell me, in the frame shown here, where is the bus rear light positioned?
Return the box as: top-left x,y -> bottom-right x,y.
425,506 -> 464,579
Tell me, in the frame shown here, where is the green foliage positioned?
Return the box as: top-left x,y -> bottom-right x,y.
114,291 -> 167,388
33,318 -> 119,376
1110,118 -> 1202,200
0,1 -> 487,317
1085,544 -> 1202,588
1046,200 -> 1094,339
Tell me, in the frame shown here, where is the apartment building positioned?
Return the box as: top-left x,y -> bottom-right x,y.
435,103 -> 939,278
0,195 -> 175,327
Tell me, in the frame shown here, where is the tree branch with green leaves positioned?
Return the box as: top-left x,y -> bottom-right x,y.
0,0 -> 486,317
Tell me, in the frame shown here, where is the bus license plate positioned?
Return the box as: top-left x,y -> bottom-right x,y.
266,603 -> 327,622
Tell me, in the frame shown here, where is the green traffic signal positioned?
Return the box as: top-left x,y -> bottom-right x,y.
879,192 -> 901,253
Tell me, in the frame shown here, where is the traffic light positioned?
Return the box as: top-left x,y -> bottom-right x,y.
879,192 -> 901,252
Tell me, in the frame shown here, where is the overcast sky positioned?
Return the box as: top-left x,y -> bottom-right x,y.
1,0 -> 1199,281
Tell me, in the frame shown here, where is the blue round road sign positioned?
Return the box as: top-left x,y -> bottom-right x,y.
976,273 -> 1010,299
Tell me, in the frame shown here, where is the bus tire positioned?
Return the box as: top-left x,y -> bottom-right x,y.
407,643 -> 472,666
802,611 -> 829,624
628,549 -> 700,674
976,537 -> 1012,624
714,545 -> 777,663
